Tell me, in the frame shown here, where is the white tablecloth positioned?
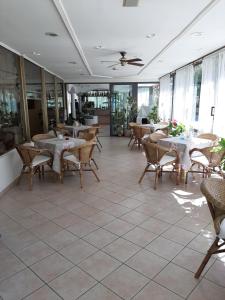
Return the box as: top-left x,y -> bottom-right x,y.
158,136 -> 213,170
35,137 -> 86,173
64,125 -> 91,137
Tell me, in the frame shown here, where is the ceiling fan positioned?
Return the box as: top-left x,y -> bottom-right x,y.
101,51 -> 144,68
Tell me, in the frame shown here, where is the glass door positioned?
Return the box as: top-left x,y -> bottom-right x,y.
111,84 -> 134,136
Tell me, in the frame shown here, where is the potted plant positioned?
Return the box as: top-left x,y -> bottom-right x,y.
168,120 -> 186,137
211,138 -> 225,173
148,105 -> 160,124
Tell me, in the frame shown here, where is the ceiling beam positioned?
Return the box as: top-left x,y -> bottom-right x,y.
138,0 -> 221,76
52,0 -> 93,76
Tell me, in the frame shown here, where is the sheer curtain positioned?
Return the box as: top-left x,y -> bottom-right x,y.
198,54 -> 218,133
213,50 -> 225,137
138,87 -> 150,109
173,65 -> 195,127
158,75 -> 172,121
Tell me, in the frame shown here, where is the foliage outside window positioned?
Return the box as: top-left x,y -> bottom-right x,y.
0,46 -> 23,155
193,64 -> 202,122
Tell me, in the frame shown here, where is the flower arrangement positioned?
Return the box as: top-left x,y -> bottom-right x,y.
168,120 -> 186,137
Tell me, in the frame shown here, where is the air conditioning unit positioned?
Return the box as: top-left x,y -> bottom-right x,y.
123,0 -> 139,7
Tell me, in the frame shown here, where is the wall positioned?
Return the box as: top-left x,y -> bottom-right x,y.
0,149 -> 22,193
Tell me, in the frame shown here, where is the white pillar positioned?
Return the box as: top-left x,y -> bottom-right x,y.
71,93 -> 76,119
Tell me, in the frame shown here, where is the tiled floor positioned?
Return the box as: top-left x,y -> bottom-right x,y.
0,137 -> 225,299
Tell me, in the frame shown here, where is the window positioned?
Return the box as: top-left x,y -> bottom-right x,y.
138,83 -> 159,110
0,46 -> 23,155
193,63 -> 202,122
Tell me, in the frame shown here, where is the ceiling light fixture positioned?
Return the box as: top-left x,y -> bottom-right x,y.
32,51 -> 41,56
45,32 -> 59,37
191,32 -> 203,37
146,33 -> 156,39
123,0 -> 139,7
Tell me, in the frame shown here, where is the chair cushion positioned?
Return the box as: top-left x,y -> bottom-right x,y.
191,155 -> 209,166
160,155 -> 176,166
219,218 -> 225,239
64,154 -> 80,165
32,155 -> 51,167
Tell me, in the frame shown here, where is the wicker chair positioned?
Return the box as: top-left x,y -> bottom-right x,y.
60,142 -> 100,188
198,133 -> 219,144
16,145 -> 53,190
155,126 -> 169,135
131,126 -> 150,150
77,131 -> 98,169
195,178 -> 225,278
139,141 -> 180,189
92,123 -> 103,149
143,131 -> 168,143
128,122 -> 137,147
32,133 -> 55,142
56,123 -> 71,136
185,146 -> 225,184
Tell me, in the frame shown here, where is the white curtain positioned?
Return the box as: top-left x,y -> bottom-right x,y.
138,87 -> 150,109
213,50 -> 225,137
198,54 -> 218,133
158,75 -> 172,121
173,65 -> 195,127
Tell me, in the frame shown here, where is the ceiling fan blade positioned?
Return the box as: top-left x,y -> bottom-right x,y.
107,63 -> 120,68
126,58 -> 142,63
127,62 -> 144,67
101,60 -> 118,63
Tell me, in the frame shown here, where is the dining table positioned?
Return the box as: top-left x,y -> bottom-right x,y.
35,137 -> 86,174
64,125 -> 91,137
158,136 -> 213,171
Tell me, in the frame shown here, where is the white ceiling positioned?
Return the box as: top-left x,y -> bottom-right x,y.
0,0 -> 225,83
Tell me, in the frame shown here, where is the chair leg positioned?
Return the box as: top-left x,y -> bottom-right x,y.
90,165 -> 100,183
185,171 -> 188,184
154,169 -> 160,190
79,167 -> 84,189
138,165 -> 149,184
29,169 -> 33,190
96,143 -> 101,152
17,166 -> 26,185
131,138 -> 136,150
97,136 -> 102,148
128,135 -> 133,147
195,237 -> 219,279
91,158 -> 99,169
42,165 -> 45,179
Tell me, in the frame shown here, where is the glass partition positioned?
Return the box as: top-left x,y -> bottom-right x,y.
24,59 -> 43,137
56,79 -> 64,123
0,46 -> 23,155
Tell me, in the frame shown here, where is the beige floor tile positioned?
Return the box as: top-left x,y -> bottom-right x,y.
78,251 -> 121,280
188,278 -> 225,300
67,219 -> 99,237
52,212 -> 83,228
127,249 -> 168,279
103,219 -> 135,236
0,248 -> 26,282
30,252 -> 73,282
146,236 -> 184,260
44,230 -> 78,250
102,265 -> 149,299
135,203 -> 163,216
17,241 -> 55,266
172,247 -> 215,274
103,238 -> 140,262
139,217 -> 171,235
87,197 -> 113,210
133,281 -> 183,300
18,213 -> 49,229
24,285 -> 62,300
49,267 -> 96,300
83,228 -> 118,248
120,198 -> 143,209
187,234 -> 214,254
87,211 -> 115,226
72,204 -> 100,218
0,269 -> 44,300
58,199 -> 85,211
162,226 -> 197,246
103,203 -> 131,217
59,239 -> 98,264
120,211 -> 149,225
154,262 -> 199,298
176,216 -> 209,234
154,209 -> 186,224
205,260 -> 225,288
78,283 -> 121,300
30,221 -> 62,239
123,227 -> 157,247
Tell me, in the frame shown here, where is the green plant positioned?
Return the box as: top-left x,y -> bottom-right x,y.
211,138 -> 225,171
168,120 -> 186,137
148,105 -> 160,124
127,96 -> 137,123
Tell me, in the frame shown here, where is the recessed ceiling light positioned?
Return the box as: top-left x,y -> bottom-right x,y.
32,51 -> 41,56
95,45 -> 103,49
191,32 -> 203,37
45,32 -> 59,37
146,33 -> 156,39
68,61 -> 77,64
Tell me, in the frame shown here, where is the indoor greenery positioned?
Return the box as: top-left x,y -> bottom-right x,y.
168,120 -> 186,137
212,138 -> 225,171
148,105 -> 160,124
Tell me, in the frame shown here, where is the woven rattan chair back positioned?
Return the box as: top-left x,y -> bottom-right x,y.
68,143 -> 95,164
198,133 -> 219,142
16,145 -> 35,166
148,132 -> 167,143
32,134 -> 54,142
